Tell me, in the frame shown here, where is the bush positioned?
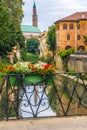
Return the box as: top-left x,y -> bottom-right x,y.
0,56 -> 10,70
58,48 -> 74,59
58,48 -> 74,71
45,53 -> 54,64
39,53 -> 55,65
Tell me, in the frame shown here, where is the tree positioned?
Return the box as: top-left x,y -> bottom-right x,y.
0,1 -> 25,56
3,0 -> 25,48
26,38 -> 40,54
0,2 -> 17,56
46,25 -> 56,59
3,0 -> 24,31
16,30 -> 25,48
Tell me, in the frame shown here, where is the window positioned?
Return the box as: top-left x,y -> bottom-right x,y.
65,46 -> 71,50
77,23 -> 80,29
77,35 -> 80,40
67,34 -> 70,40
63,24 -> 67,29
69,23 -> 74,29
78,46 -> 85,51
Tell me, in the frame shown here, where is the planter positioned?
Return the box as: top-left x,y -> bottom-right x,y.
24,74 -> 43,85
10,75 -> 22,87
9,74 -> 55,87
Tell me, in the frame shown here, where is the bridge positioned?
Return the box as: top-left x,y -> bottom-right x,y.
0,72 -> 87,129
0,116 -> 87,130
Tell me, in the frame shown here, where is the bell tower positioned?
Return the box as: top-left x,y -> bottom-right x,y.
32,1 -> 38,27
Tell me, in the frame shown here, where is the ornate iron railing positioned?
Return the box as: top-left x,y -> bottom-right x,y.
0,72 -> 87,120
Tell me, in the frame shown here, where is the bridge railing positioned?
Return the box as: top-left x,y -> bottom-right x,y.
0,72 -> 87,120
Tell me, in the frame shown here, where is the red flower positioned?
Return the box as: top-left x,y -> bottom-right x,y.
44,64 -> 52,69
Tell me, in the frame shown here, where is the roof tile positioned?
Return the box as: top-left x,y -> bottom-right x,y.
55,12 -> 87,23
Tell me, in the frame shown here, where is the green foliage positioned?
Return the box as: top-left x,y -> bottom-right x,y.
20,46 -> 30,61
16,31 -> 25,48
58,48 -> 74,71
0,2 -> 16,56
83,35 -> 87,41
14,53 -> 18,63
0,56 -> 10,70
48,85 -> 57,112
3,0 -> 24,31
58,48 -> 74,59
39,53 -> 55,64
26,38 -> 40,54
21,46 -> 39,63
46,25 -> 56,58
0,1 -> 24,56
39,56 -> 45,62
27,53 -> 39,63
24,75 -> 43,85
45,53 -> 55,64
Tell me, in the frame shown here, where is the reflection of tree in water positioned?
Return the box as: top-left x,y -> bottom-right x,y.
48,85 -> 58,113
48,74 -> 87,116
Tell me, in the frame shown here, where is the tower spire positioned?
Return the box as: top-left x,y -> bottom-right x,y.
32,0 -> 38,27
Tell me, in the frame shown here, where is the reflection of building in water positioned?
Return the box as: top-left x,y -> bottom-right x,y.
34,85 -> 38,104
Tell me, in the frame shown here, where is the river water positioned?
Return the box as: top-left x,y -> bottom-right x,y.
19,85 -> 56,118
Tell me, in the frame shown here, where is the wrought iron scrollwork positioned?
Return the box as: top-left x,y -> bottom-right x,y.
0,72 -> 87,120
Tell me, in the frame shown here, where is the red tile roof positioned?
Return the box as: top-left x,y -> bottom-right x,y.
55,12 -> 87,23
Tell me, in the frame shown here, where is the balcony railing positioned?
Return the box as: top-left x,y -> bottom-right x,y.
0,72 -> 87,120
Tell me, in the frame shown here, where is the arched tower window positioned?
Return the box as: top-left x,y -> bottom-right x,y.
69,23 -> 74,29
63,24 -> 67,29
65,46 -> 71,50
78,46 -> 85,51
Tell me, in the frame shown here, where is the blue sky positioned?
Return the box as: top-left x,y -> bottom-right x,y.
22,0 -> 87,32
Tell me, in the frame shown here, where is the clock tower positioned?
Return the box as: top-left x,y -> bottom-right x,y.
32,1 -> 38,27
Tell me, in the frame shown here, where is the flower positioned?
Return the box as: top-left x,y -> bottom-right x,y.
1,61 -> 56,75
3,65 -> 16,73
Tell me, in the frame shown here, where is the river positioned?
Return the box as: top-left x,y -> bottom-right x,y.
19,85 -> 56,118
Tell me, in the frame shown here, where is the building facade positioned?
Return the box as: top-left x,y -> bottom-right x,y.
21,25 -> 41,40
55,12 -> 87,51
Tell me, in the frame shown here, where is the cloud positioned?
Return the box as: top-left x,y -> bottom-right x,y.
22,0 -> 87,32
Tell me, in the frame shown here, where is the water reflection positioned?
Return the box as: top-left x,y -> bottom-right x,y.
19,85 -> 56,118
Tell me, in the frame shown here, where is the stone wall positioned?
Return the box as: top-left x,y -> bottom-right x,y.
68,54 -> 87,72
56,56 -> 64,71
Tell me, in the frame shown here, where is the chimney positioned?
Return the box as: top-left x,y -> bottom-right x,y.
82,14 -> 85,19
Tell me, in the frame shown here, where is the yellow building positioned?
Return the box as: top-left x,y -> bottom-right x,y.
55,12 -> 87,51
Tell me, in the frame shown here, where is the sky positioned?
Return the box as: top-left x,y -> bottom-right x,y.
22,0 -> 87,32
